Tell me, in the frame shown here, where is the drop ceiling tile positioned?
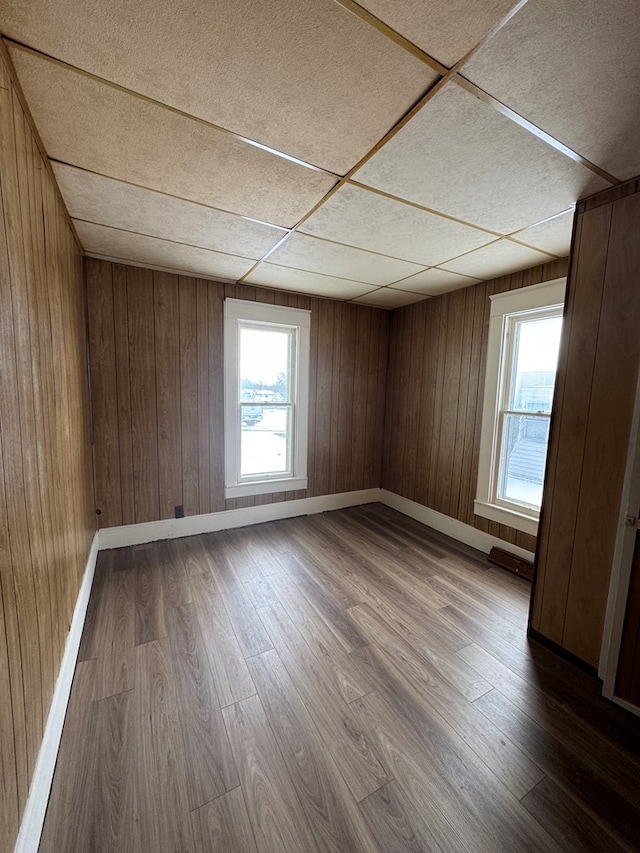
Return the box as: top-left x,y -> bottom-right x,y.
8,46 -> 336,228
267,233 -> 424,285
1,0 -> 437,174
53,163 -> 286,259
391,268 -> 481,296
464,0 -> 640,180
300,183 -> 494,265
440,239 -> 554,280
351,288 -> 427,308
354,81 -> 609,234
74,221 -> 255,281
245,264 -> 377,300
512,210 -> 574,257
355,0 -> 516,67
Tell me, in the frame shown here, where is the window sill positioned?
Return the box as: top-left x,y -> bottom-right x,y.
225,476 -> 308,499
474,499 -> 539,536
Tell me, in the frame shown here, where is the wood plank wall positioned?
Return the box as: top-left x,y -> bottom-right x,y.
382,258 -> 569,557
531,179 -> 640,668
0,47 -> 96,850
86,259 -> 389,528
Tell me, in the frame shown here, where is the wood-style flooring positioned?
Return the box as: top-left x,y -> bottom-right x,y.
40,504 -> 640,852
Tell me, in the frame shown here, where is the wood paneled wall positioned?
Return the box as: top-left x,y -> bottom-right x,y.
0,47 -> 96,850
86,259 -> 389,528
531,179 -> 640,668
382,258 -> 569,556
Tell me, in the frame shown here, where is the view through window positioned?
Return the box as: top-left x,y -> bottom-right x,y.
496,310 -> 562,510
224,299 -> 310,498
475,278 -> 566,535
239,325 -> 294,478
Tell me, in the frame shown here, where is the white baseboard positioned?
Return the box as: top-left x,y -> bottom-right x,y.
15,533 -> 99,853
97,489 -> 383,549
380,490 -> 536,562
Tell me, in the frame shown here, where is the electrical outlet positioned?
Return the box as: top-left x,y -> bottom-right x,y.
175,505 -> 184,519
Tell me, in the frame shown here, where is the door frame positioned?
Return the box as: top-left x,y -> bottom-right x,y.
600,363 -> 640,714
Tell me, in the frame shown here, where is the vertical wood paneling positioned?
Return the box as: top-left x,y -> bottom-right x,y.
179,278 -> 199,517
88,261 -> 390,524
87,262 -> 122,528
127,268 -> 160,523
382,259 -> 568,552
112,264 -> 135,525
533,183 -> 640,667
154,272 -> 182,519
0,45 -> 95,852
531,209 -> 610,642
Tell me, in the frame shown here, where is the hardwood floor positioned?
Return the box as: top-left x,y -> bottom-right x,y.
40,505 -> 640,852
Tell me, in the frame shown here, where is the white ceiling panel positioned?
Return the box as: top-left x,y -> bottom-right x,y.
512,210 -> 574,257
355,0 -> 516,67
351,288 -> 426,308
464,0 -> 640,180
391,268 -> 481,296
354,81 -> 610,234
245,264 -> 377,300
8,46 -> 336,228
266,233 -> 424,285
1,0 -> 436,175
440,239 -> 554,279
53,163 -> 286,259
75,221 -> 255,281
300,183 -> 494,265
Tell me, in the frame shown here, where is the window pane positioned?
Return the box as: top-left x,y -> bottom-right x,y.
240,327 -> 292,404
497,413 -> 550,509
240,406 -> 291,477
508,315 -> 561,414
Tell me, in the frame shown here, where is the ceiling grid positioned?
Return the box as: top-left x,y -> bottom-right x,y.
2,0 -> 637,306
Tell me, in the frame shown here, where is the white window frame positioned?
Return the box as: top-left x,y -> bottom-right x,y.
224,298 -> 310,499
475,278 -> 566,536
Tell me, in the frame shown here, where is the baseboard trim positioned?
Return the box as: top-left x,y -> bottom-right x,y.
379,490 -> 536,562
97,489 -> 383,549
15,532 -> 99,853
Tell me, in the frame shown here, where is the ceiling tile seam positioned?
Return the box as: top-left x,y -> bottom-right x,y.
330,0 -> 447,74
447,0 -> 532,74
3,38 -> 341,179
389,270 -> 481,289
453,75 -> 621,185
506,206 -> 575,236
70,217 -> 261,261
244,256 -> 403,287
237,68 -> 451,284
501,235 -> 565,258
281,230 -> 450,266
346,179 -> 505,237
48,159 -> 292,231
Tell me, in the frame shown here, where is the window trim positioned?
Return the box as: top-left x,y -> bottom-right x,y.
224,299 -> 310,499
474,278 -> 566,536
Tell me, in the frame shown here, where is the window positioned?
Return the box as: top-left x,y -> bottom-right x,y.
475,279 -> 565,535
224,299 -> 310,498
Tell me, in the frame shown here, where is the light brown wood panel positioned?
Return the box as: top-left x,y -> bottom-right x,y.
382,259 -> 567,552
86,261 -> 121,527
154,273 -> 182,519
531,208 -> 610,643
127,267 -> 160,523
0,45 -> 96,851
87,258 -> 390,525
532,178 -> 640,668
